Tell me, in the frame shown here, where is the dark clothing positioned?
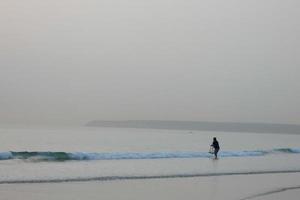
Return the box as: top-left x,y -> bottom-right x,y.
211,139 -> 220,159
212,140 -> 220,150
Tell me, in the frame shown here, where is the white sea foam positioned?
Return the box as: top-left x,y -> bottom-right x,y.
0,148 -> 299,161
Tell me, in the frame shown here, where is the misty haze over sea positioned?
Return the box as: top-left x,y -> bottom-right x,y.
1,1 -> 300,200
86,120 -> 300,134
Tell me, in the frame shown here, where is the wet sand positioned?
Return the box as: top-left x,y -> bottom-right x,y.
0,172 -> 299,200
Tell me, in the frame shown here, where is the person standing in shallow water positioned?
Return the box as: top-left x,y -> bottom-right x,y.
211,137 -> 220,159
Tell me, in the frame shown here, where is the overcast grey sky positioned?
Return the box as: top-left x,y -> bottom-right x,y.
1,0 -> 299,126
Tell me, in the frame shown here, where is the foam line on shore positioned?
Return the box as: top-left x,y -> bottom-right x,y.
240,185 -> 300,200
1,170 -> 300,185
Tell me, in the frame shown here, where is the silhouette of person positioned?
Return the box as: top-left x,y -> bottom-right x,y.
211,137 -> 220,159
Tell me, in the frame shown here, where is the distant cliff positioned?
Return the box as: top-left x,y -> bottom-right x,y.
86,120 -> 300,134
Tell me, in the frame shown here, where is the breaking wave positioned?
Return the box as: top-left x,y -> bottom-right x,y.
0,148 -> 299,161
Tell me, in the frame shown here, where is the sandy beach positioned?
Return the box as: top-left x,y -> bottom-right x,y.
0,172 -> 299,200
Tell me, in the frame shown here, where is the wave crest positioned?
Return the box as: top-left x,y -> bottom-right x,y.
0,148 -> 299,161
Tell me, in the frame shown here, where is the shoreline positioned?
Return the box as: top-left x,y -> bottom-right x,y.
240,186 -> 300,200
1,170 -> 300,185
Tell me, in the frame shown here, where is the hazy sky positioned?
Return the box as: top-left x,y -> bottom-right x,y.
1,0 -> 299,126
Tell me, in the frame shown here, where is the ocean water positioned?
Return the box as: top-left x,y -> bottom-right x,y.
0,126 -> 300,184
